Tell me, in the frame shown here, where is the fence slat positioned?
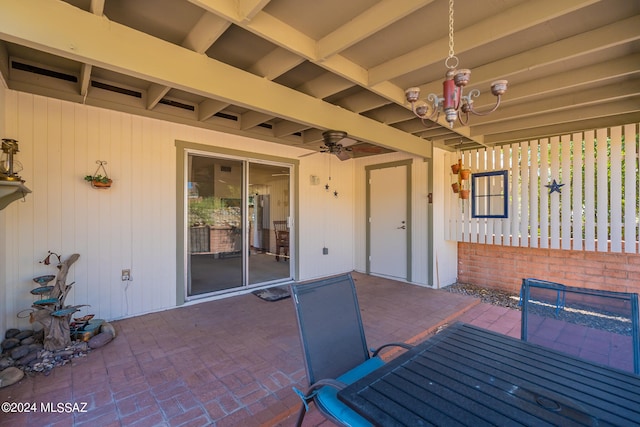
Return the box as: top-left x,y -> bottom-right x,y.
584,131 -> 596,250
540,139 -> 549,249
610,126 -> 622,252
529,140 -> 539,248
550,137 -> 561,249
520,141 -> 529,247
572,132 -> 583,251
624,124 -> 638,253
561,135 -> 572,249
596,128 -> 609,252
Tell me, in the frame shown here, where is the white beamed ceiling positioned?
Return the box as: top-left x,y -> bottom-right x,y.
0,0 -> 638,154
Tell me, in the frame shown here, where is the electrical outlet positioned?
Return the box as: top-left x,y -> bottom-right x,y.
322,247 -> 328,255
121,269 -> 131,281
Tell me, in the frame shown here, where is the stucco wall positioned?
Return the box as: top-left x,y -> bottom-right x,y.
457,242 -> 640,295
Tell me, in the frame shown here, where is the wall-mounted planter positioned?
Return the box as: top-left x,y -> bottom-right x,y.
460,169 -> 471,180
460,189 -> 470,199
86,178 -> 113,189
451,182 -> 460,193
85,160 -> 112,189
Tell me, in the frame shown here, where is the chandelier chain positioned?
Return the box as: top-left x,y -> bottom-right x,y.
445,0 -> 458,69
448,0 -> 455,59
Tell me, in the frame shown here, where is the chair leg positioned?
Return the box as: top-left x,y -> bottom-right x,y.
295,402 -> 307,427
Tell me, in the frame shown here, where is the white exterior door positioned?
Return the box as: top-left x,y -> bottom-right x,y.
369,164 -> 408,280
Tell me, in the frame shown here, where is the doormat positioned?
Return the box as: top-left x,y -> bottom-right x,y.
252,285 -> 291,302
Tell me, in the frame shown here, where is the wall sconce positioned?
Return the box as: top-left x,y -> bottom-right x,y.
0,138 -> 31,210
0,139 -> 23,181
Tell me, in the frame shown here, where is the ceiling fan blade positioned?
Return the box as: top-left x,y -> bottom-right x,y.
335,150 -> 352,161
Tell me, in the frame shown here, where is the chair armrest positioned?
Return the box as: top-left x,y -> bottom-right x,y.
371,342 -> 413,357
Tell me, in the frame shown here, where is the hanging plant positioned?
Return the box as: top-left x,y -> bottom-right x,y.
85,160 -> 112,189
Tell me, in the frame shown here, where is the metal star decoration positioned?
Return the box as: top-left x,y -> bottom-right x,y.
545,179 -> 564,194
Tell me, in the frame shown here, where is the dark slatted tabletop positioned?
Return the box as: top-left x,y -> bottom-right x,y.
338,322 -> 640,426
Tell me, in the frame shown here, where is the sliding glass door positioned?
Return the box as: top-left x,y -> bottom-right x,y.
186,152 -> 291,297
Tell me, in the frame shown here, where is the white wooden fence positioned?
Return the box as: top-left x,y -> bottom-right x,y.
446,123 -> 639,254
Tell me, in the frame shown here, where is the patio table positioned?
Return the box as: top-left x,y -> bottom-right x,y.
338,322 -> 640,426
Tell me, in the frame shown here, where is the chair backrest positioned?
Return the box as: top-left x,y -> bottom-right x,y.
521,278 -> 640,374
290,274 -> 370,385
273,220 -> 288,233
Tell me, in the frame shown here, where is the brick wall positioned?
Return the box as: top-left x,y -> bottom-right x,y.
457,242 -> 640,295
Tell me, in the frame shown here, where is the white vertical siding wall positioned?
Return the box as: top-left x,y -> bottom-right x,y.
446,124 -> 640,254
1,90 -> 355,328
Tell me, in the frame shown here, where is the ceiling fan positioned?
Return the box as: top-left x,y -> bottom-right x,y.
300,130 -> 394,161
300,130 -> 354,161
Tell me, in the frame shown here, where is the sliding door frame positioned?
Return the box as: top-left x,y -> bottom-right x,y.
175,140 -> 299,305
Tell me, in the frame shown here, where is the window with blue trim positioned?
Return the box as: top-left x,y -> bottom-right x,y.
471,170 -> 508,218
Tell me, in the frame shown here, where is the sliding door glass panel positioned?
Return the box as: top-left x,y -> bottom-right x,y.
188,154 -> 244,295
248,163 -> 291,285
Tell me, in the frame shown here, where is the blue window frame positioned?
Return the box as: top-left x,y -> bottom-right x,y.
471,170 -> 508,218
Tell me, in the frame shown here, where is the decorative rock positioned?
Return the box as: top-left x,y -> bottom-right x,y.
15,351 -> 39,366
53,350 -> 74,359
28,343 -> 43,352
1,338 -> 20,351
11,345 -> 30,360
5,329 -> 20,339
100,322 -> 117,338
88,332 -> 113,349
0,367 -> 24,388
20,336 -> 35,346
14,330 -> 33,341
0,357 -> 13,370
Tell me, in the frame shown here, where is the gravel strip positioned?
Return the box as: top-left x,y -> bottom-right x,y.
443,282 -> 521,310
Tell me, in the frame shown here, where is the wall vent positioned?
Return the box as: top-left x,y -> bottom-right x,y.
91,81 -> 142,98
257,123 -> 273,129
159,98 -> 195,111
220,166 -> 232,172
214,112 -> 238,121
11,61 -> 78,82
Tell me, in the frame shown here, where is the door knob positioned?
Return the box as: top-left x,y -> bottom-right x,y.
397,225 -> 406,229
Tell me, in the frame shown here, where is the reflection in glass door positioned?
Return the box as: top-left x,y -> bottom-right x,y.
186,154 -> 291,297
188,155 -> 244,295
248,163 -> 291,285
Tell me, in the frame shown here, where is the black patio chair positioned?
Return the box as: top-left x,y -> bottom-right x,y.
521,278 -> 640,374
289,274 -> 412,426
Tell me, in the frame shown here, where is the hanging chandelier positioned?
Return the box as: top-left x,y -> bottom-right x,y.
405,0 -> 508,128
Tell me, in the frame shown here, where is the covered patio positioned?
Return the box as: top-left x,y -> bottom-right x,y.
0,273 -> 520,427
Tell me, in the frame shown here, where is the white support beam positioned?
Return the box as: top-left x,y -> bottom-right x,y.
317,0 -> 433,59
247,47 -> 304,80
473,99 -> 640,136
147,83 -> 171,110
240,110 -> 273,130
273,121 -> 309,138
182,12 -> 231,54
198,99 -> 229,121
